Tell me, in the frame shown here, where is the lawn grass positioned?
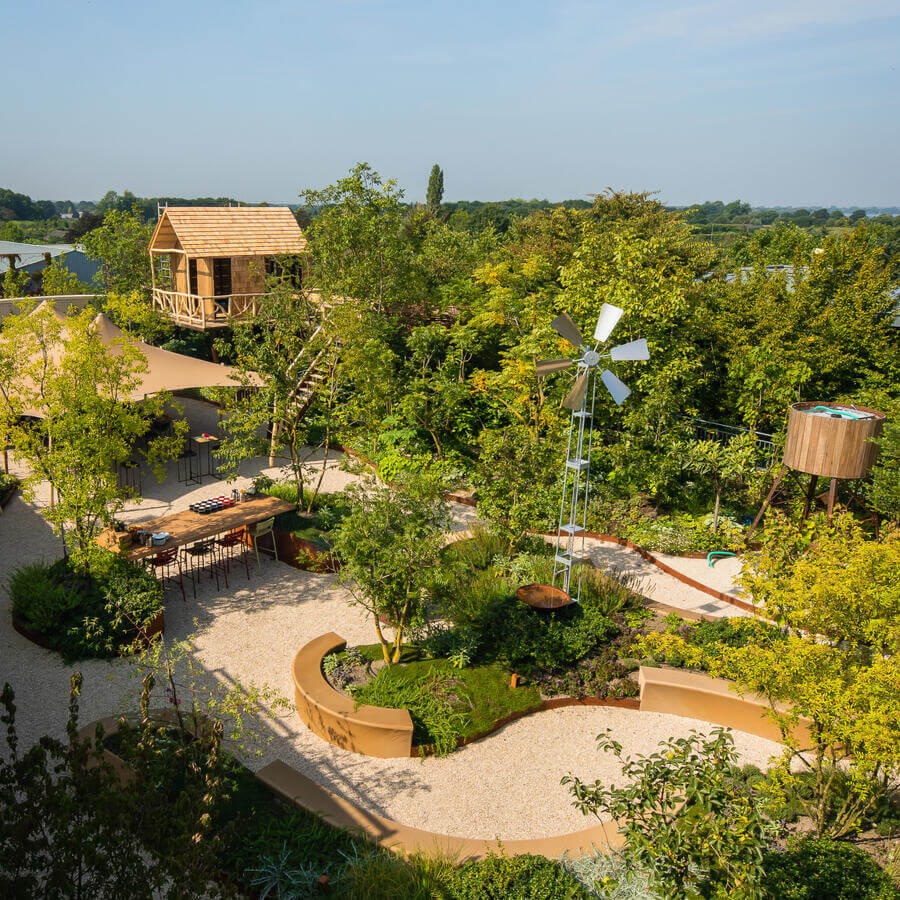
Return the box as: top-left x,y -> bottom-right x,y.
349,644 -> 542,752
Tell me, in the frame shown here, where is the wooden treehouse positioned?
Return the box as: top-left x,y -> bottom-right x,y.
148,206 -> 307,329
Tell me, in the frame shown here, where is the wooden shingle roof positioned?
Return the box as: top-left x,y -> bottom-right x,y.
149,206 -> 307,256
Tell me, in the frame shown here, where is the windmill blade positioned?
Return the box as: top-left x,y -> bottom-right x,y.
609,338 -> 650,362
536,358 -> 575,375
550,312 -> 585,349
593,303 -> 624,343
600,368 -> 631,405
562,373 -> 589,410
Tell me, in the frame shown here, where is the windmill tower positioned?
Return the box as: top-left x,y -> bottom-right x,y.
521,304 -> 649,608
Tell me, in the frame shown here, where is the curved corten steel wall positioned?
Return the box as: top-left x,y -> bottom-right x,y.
783,402 -> 884,479
638,666 -> 811,746
292,632 -> 414,758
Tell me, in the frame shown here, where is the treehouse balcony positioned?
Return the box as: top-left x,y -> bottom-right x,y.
148,206 -> 307,331
150,286 -> 267,329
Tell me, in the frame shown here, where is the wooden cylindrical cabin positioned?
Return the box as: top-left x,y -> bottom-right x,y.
782,402 -> 885,479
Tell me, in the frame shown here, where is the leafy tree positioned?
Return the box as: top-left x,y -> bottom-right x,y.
330,479 -> 448,663
0,674 -> 162,899
674,433 -> 757,530
102,289 -> 174,345
215,279 -> 335,506
0,303 -> 184,559
0,221 -> 24,241
40,255 -> 89,295
563,728 -> 776,898
720,513 -> 900,837
1,265 -> 28,298
426,163 -> 444,215
301,163 -> 421,317
869,421 -> 900,520
81,205 -> 152,294
473,423 -> 558,551
715,636 -> 900,839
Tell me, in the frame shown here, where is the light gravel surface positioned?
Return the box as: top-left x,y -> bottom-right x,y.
0,399 -> 779,842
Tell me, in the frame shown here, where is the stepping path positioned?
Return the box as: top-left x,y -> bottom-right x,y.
580,536 -> 752,619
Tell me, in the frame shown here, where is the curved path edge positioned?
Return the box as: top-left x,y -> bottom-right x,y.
294,633 -> 806,758
256,758 -> 621,860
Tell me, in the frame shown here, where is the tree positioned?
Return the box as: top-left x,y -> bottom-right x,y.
1,265 -> 28,298
674,433 -> 757,531
40,256 -> 88,295
215,278 -> 336,507
426,163 -> 444,215
0,674 -> 163,899
301,163 -> 421,317
81,205 -> 152,294
869,421 -> 900,520
563,728 -> 775,898
0,304 -> 184,560
473,423 -> 558,551
330,479 -> 448,664
719,513 -> 900,837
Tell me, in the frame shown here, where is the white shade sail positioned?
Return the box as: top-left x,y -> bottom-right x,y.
5,302 -> 260,417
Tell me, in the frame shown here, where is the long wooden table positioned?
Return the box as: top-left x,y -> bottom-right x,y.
98,495 -> 296,562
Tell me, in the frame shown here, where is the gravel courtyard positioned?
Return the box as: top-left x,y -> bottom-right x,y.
0,417 -> 780,842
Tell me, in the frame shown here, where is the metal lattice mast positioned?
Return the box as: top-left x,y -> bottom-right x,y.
537,304 -> 650,604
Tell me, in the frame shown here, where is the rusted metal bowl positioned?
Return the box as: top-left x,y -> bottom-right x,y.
516,583 -> 572,610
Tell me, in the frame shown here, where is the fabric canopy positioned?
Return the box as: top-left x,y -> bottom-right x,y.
88,311 -> 262,399
5,302 -> 260,417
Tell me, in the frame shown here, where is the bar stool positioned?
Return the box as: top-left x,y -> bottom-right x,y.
213,529 -> 250,587
181,539 -> 220,598
147,546 -> 185,601
249,517 -> 279,567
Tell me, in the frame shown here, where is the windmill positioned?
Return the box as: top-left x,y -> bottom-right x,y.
531,303 -> 649,606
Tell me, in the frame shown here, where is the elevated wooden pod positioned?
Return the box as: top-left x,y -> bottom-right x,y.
782,402 -> 884,479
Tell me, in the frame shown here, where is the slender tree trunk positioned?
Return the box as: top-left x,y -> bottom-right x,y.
713,488 -> 721,532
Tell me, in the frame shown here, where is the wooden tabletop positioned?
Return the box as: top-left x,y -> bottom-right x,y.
98,495 -> 295,562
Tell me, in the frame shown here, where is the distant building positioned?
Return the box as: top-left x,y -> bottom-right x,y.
0,241 -> 99,293
148,206 -> 307,330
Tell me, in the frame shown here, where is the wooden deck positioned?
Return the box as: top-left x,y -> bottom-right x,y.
98,495 -> 295,562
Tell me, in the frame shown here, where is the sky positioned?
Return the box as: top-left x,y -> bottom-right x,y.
4,0 -> 900,207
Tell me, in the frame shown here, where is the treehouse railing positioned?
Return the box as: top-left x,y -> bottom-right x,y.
151,288 -> 268,329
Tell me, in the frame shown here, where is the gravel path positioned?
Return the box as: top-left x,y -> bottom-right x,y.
0,400 -> 777,842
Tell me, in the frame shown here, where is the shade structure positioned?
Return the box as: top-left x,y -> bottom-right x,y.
88,311 -> 261,400
5,302 -> 260,417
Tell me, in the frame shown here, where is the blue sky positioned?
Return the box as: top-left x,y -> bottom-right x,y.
5,0 -> 899,206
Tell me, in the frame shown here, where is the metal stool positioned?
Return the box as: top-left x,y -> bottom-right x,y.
147,546 -> 185,601
181,539 -> 220,598
213,530 -> 250,587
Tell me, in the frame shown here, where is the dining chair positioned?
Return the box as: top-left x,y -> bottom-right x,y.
147,546 -> 185,602
181,539 -> 220,598
249,517 -> 278,567
214,529 -> 250,586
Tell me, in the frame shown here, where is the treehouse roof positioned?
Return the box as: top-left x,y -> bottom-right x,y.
149,206 -> 307,257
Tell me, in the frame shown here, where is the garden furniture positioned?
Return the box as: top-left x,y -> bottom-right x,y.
147,545 -> 185,601
214,529 -> 250,586
181,539 -> 220,598
249,516 -> 278,566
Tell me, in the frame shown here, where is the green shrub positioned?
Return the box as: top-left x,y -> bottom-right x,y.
446,853 -> 590,899
0,472 -> 18,497
9,552 -> 163,662
761,837 -> 900,899
261,483 -> 350,543
351,667 -> 465,755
